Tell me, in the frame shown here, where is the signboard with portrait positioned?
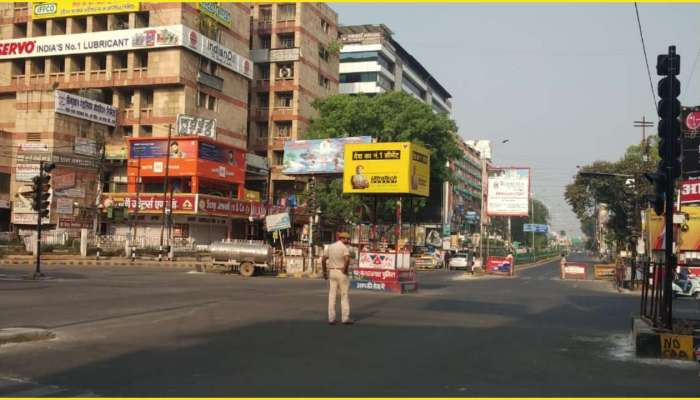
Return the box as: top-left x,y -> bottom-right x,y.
282,136 -> 372,175
486,167 -> 530,217
176,114 -> 216,139
343,142 -> 431,197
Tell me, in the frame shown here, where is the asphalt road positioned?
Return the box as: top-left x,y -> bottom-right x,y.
0,254 -> 698,396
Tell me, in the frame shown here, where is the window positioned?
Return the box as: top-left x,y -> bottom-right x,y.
258,123 -> 269,138
13,22 -> 27,39
122,126 -> 133,137
258,65 -> 270,80
141,89 -> 153,108
72,17 -> 87,34
32,20 -> 46,37
114,13 -> 130,30
134,51 -> 148,70
257,93 -> 269,107
135,12 -> 149,28
119,88 -> 135,108
275,92 -> 293,108
277,4 -> 295,21
139,125 -> 152,137
277,63 -> 293,79
0,173 -> 10,194
92,54 -> 107,71
92,15 -> 108,32
318,73 -> 330,89
12,60 -> 25,77
71,55 -> 85,72
318,43 -> 329,62
339,72 -> 377,84
200,57 -> 218,76
197,91 -> 217,111
51,18 -> 66,35
278,33 -> 294,49
259,35 -> 271,49
26,132 -> 41,142
320,19 -> 330,34
273,150 -> 284,165
50,56 -> 65,74
30,59 -> 45,76
112,52 -> 127,70
275,122 -> 292,138
260,6 -> 272,22
402,76 -> 425,99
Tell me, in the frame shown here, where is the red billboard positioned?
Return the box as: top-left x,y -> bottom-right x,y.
681,179 -> 700,204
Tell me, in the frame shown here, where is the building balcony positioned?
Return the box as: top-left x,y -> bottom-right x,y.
272,79 -> 294,91
275,20 -> 296,32
253,79 -> 270,91
111,68 -> 128,81
253,107 -> 270,121
69,71 -> 86,81
271,107 -> 293,120
139,107 -> 153,119
257,20 -> 272,32
10,75 -> 25,86
48,72 -> 65,83
251,47 -> 301,64
133,67 -> 148,79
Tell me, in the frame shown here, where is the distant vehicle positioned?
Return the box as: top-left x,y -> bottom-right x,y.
412,246 -> 443,269
449,251 -> 472,271
672,275 -> 700,300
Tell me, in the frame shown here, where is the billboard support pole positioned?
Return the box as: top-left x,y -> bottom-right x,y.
131,152 -> 142,262
159,124 -> 173,262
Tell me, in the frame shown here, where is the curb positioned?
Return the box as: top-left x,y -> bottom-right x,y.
0,258 -> 211,269
0,328 -> 55,346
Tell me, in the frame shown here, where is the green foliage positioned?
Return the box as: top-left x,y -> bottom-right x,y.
326,39 -> 342,56
564,140 -> 659,248
304,92 -> 463,225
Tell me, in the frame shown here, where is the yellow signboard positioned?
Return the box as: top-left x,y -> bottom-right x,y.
243,189 -> 261,202
32,1 -> 140,20
343,142 -> 431,197
660,333 -> 694,361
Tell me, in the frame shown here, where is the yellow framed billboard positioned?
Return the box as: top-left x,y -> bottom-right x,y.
343,142 -> 431,197
31,1 -> 140,20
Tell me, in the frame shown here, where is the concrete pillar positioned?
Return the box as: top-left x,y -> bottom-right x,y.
80,228 -> 88,257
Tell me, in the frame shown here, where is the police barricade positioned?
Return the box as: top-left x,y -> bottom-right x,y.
485,256 -> 515,276
594,263 -> 617,280
561,262 -> 587,280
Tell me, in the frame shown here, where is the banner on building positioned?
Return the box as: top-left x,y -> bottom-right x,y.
196,2 -> 232,28
100,193 -> 267,218
682,106 -> 700,136
55,198 -> 74,215
0,25 -> 252,79
176,114 -> 216,139
15,164 -> 40,182
265,212 -> 291,232
55,90 -> 117,127
283,136 -> 372,175
486,167 -> 530,217
105,144 -> 127,160
31,1 -> 140,20
18,143 -> 48,152
74,137 -> 98,157
343,142 -> 431,196
243,189 -> 261,202
52,172 -> 76,190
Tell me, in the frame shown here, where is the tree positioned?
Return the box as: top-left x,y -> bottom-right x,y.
564,141 -> 659,249
303,92 -> 463,225
490,198 -> 551,250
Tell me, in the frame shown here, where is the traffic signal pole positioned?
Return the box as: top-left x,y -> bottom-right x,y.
33,162 -> 44,279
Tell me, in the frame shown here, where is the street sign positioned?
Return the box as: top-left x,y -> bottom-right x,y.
265,212 -> 291,232
524,224 -> 548,233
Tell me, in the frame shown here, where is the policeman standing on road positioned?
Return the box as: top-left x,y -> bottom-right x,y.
322,231 -> 353,325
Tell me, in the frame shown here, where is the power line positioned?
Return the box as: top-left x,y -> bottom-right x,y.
634,2 -> 658,113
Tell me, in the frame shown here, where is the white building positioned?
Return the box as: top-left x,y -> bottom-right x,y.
338,24 -> 452,115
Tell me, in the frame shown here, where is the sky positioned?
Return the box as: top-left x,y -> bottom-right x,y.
331,2 -> 700,237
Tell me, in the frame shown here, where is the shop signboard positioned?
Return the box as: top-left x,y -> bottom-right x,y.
11,212 -> 49,225
52,172 -> 76,190
58,217 -> 94,230
15,164 -> 40,182
243,190 -> 261,202
680,179 -> 700,204
282,136 -> 372,175
682,106 -> 700,136
358,251 -> 411,269
16,153 -> 98,169
105,144 -> 127,160
343,142 -> 431,196
486,167 -> 530,217
54,187 -> 85,198
523,223 -> 548,233
0,25 -> 252,79
196,2 -> 232,28
265,212 -> 291,232
198,195 -> 266,217
102,193 -> 197,214
55,90 -> 117,127
176,114 -> 216,139
31,1 -> 140,20
18,143 -> 48,152
55,198 -> 74,215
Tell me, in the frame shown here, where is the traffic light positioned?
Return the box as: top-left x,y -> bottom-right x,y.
644,169 -> 666,216
657,46 -> 681,180
31,162 -> 55,220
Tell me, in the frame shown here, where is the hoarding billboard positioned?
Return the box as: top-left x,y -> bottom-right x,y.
176,114 -> 216,139
486,167 -> 530,217
682,106 -> 700,135
282,136 -> 372,175
265,212 -> 291,232
31,1 -> 140,20
343,142 -> 431,197
196,2 -> 232,28
0,25 -> 252,79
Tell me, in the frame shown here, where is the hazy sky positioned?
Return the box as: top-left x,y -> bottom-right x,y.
332,2 -> 700,237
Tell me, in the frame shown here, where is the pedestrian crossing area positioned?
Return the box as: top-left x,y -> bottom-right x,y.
0,376 -> 97,397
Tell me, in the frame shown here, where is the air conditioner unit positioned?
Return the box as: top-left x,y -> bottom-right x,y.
279,67 -> 292,78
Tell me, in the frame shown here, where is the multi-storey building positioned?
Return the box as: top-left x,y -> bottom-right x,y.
0,2 -> 255,242
248,2 -> 338,204
338,24 -> 451,115
448,137 -> 483,234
